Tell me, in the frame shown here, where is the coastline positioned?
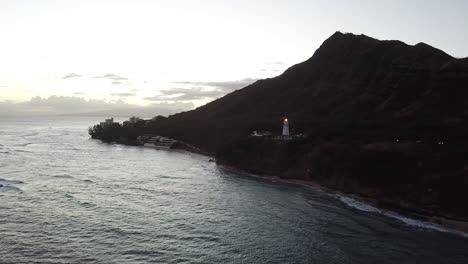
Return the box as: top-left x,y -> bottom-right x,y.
217,164 -> 468,236
92,138 -> 468,236
286,178 -> 468,235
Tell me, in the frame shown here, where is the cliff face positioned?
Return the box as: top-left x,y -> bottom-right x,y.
150,32 -> 468,219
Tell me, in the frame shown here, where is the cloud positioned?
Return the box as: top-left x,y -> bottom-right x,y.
144,96 -> 162,101
175,78 -> 257,91
59,73 -> 131,82
93,73 -> 128,81
145,78 -> 257,102
261,61 -> 288,73
0,96 -> 110,115
0,95 -> 193,116
73,92 -> 85,96
261,68 -> 281,72
60,73 -> 83,79
110,92 -> 136,97
145,87 -> 227,102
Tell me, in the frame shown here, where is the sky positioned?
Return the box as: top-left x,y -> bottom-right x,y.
1,0 -> 468,115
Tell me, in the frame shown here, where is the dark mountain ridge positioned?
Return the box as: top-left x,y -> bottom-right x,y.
91,32 -> 468,224
151,32 -> 468,222
155,32 -> 467,150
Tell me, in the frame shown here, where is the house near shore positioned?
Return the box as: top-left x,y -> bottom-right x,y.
137,134 -> 177,149
129,116 -> 141,124
251,131 -> 273,137
100,118 -> 116,127
123,116 -> 144,127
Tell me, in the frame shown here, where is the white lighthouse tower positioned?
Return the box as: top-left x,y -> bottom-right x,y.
282,118 -> 290,136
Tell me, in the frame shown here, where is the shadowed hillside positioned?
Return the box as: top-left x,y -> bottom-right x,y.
92,32 -> 468,221
154,32 -> 468,151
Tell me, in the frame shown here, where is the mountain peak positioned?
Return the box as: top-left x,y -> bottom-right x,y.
326,31 -> 377,42
304,31 -> 454,69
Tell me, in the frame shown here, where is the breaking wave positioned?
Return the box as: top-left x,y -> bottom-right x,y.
0,178 -> 25,185
338,195 -> 468,237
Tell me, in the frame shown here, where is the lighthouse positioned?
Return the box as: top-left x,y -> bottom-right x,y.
282,118 -> 290,136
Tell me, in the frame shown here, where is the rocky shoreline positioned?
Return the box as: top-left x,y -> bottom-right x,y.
217,164 -> 468,235
91,134 -> 468,235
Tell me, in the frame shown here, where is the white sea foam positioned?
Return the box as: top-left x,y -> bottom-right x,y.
338,195 -> 468,238
338,196 -> 380,213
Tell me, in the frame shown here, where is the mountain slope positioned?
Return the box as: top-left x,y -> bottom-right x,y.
144,32 -> 468,221
155,32 -> 467,151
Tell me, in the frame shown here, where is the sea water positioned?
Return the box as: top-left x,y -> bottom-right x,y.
0,116 -> 467,264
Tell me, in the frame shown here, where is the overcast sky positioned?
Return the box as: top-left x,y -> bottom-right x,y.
1,0 -> 467,114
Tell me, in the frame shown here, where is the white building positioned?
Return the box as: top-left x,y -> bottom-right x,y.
100,118 -> 115,127
129,116 -> 141,124
282,118 -> 290,136
251,131 -> 272,137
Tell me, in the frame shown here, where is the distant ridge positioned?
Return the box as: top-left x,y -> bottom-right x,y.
64,104 -> 193,118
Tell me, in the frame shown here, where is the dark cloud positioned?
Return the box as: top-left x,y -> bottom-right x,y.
145,78 -> 257,102
175,78 -> 257,91
144,96 -> 163,101
0,95 -> 193,116
61,73 -> 83,79
0,96 -> 113,115
93,73 -> 128,81
145,87 -> 227,102
110,92 -> 136,97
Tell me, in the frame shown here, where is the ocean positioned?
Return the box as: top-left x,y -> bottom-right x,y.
0,116 -> 467,264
